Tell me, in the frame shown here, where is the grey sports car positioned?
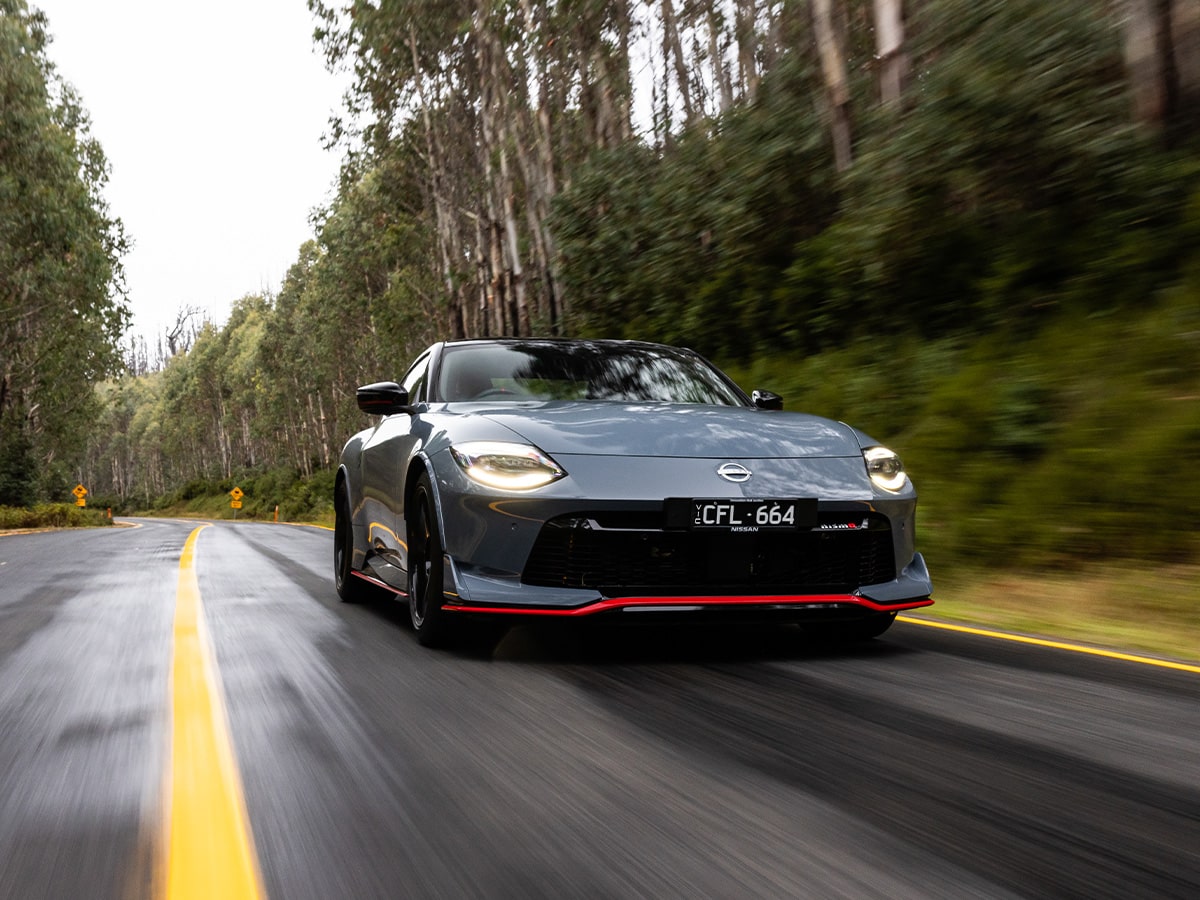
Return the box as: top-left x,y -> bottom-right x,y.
334,338 -> 933,647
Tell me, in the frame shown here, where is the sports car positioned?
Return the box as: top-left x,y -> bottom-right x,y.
334,338 -> 933,647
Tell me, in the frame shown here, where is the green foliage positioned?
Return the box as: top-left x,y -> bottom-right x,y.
555,54 -> 836,355
0,503 -> 111,529
0,1 -> 129,502
0,414 -> 35,506
555,0 -> 1198,356
827,0 -> 1192,340
723,289 -> 1200,571
145,466 -> 337,524
277,468 -> 336,522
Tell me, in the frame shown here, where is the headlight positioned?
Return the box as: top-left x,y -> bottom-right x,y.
449,441 -> 566,490
863,446 -> 908,492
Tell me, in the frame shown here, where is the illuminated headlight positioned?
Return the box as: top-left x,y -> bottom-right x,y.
449,441 -> 566,490
863,446 -> 908,492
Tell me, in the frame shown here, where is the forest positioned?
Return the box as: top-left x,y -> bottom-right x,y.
3,0 -> 1199,578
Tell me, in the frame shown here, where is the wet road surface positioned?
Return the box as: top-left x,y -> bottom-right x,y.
1,518 -> 1198,899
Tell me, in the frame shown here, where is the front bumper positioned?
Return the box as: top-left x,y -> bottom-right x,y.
431,450 -> 932,619
439,552 -> 933,620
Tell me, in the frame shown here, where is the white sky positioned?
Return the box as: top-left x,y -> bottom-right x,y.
33,1 -> 351,342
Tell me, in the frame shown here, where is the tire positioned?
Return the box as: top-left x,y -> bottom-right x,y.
817,611 -> 897,643
334,484 -> 371,603
407,473 -> 453,647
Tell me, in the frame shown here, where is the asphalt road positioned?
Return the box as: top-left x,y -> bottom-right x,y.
1,518 -> 1198,899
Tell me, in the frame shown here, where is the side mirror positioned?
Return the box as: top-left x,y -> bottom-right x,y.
752,390 -> 783,411
356,382 -> 412,415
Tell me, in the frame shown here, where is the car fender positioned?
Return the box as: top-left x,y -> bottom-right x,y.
404,451 -> 465,602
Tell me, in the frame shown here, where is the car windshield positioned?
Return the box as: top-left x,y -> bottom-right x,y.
437,342 -> 746,406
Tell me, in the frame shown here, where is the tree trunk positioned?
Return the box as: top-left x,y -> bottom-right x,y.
409,25 -> 462,336
736,0 -> 761,102
662,0 -> 696,125
873,0 -> 908,108
707,0 -> 735,113
1171,0 -> 1200,134
1122,0 -> 1172,128
812,0 -> 854,170
500,144 -> 529,335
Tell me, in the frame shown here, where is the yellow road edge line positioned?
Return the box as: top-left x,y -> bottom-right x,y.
166,525 -> 266,900
897,615 -> 1200,675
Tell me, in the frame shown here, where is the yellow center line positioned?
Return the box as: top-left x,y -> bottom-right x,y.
166,525 -> 265,899
897,615 -> 1200,675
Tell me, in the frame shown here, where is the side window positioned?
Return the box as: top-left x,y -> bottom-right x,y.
400,354 -> 430,403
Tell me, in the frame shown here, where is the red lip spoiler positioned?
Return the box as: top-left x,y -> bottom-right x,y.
440,594 -> 933,617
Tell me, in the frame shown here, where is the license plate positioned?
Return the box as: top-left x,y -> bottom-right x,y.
664,498 -> 816,531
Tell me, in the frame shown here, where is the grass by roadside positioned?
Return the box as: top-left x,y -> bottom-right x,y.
0,503 -> 113,531
138,498 -> 335,529
115,467 -> 338,527
919,563 -> 1200,664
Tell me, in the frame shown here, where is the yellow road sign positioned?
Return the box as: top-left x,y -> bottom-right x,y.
75,498 -> 87,508
229,486 -> 244,502
72,483 -> 88,499
230,500 -> 243,510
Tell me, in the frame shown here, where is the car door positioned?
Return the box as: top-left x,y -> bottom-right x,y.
359,352 -> 431,588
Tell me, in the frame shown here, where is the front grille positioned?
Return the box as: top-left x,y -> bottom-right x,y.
521,511 -> 895,595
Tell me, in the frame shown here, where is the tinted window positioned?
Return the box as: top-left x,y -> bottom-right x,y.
437,342 -> 745,406
401,353 -> 430,402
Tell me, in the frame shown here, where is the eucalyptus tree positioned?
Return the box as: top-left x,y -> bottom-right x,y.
811,0 -> 852,169
1120,0 -> 1200,138
310,0 -> 644,338
0,0 -> 129,503
872,0 -> 907,108
220,296 -> 270,471
83,373 -> 166,503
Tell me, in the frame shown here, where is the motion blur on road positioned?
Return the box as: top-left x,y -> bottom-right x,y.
1,519 -> 1198,899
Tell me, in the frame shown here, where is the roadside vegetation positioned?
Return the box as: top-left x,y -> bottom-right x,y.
0,504 -> 112,531
2,1 -> 1198,656
925,565 -> 1200,664
138,468 -> 336,528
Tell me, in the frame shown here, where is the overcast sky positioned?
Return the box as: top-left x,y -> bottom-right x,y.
33,1 -> 350,343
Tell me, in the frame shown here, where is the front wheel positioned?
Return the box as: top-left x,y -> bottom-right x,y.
408,473 -> 453,647
334,485 -> 372,604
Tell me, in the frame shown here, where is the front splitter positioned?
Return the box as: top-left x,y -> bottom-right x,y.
440,593 -> 933,617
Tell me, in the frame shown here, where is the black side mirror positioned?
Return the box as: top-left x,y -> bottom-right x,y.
752,390 -> 783,411
356,382 -> 412,415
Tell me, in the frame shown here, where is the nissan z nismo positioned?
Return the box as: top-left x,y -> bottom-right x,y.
334,339 -> 933,647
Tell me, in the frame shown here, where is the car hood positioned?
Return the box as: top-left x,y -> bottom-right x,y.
461,402 -> 863,458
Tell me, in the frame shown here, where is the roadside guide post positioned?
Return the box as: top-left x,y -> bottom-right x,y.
229,486 -> 244,519
72,484 -> 88,508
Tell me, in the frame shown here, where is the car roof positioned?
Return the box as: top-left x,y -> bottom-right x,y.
439,337 -> 695,354
442,336 -> 668,345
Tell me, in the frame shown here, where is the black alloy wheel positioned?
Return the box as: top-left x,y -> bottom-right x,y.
334,486 -> 368,603
408,473 -> 452,647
